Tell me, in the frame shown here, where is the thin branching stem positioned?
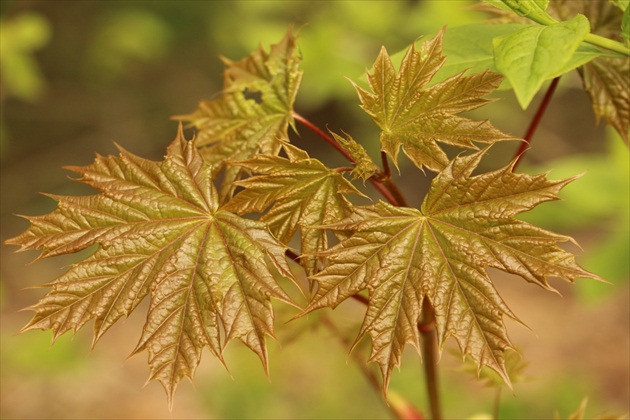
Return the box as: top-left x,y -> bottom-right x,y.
293,112 -> 407,207
320,315 -> 424,420
292,112 -> 434,415
332,292 -> 443,419
381,178 -> 408,207
293,112 -> 355,162
512,76 -> 561,170
286,247 -> 369,306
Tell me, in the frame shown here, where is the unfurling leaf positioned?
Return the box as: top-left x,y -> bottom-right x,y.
300,148 -> 601,391
224,144 -> 362,276
179,28 -> 303,186
330,131 -> 380,181
352,29 -> 515,172
6,127 -> 298,407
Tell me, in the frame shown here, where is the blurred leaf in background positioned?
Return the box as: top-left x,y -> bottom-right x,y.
0,10 -> 51,160
208,0 -> 484,111
0,11 -> 50,101
84,9 -> 172,84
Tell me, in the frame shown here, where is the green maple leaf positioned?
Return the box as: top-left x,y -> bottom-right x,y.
224,143 -> 362,276
300,148 -> 601,390
5,127 -> 298,406
179,28 -> 303,184
352,29 -> 515,173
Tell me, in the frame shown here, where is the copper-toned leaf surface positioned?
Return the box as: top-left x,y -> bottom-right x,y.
352,29 -> 515,172
224,144 -> 362,276
330,131 -> 380,181
6,127 -> 297,406
300,148 -> 600,390
179,29 -> 303,182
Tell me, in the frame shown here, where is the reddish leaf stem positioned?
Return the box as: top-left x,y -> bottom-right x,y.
512,76 -> 561,171
381,178 -> 408,207
380,151 -> 391,180
351,293 -> 370,306
293,112 -> 355,162
293,112 -> 407,207
419,299 -> 442,420
285,248 -> 370,307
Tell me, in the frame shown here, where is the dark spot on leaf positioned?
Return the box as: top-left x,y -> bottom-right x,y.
243,88 -> 263,104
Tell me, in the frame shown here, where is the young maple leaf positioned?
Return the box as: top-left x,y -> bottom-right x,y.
299,147 -> 601,391
330,131 -> 380,181
352,29 -> 516,172
5,127 -> 298,407
224,143 -> 362,276
179,28 -> 303,184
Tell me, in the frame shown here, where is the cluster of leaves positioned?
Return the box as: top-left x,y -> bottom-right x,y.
477,0 -> 629,143
7,0 -> 625,411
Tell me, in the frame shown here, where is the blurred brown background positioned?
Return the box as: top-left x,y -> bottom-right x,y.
1,1 -> 628,419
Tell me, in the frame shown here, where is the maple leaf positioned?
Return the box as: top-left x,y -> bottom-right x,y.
5,127 -> 298,407
352,29 -> 515,173
479,0 -> 630,143
579,57 -> 629,145
224,143 -> 362,276
548,1 -> 629,144
300,147 -> 600,390
330,131 -> 380,181
179,28 -> 303,185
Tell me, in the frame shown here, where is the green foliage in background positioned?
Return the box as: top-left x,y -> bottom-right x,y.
0,11 -> 50,101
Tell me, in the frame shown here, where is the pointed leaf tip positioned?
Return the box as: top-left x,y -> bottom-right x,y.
306,151 -> 600,391
179,28 -> 303,185
354,29 -> 515,172
10,125 -> 299,406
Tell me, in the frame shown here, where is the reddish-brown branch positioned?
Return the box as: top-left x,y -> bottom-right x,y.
293,112 -> 355,162
381,178 -> 408,207
512,76 -> 561,171
380,151 -> 391,180
351,293 -> 370,306
293,112 -> 407,207
285,249 -> 301,263
419,299 -> 441,420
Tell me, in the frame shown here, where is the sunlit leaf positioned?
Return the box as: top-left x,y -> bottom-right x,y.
5,127 -> 298,407
300,148 -> 600,391
484,0 -> 555,25
479,0 -> 630,142
493,14 -> 592,108
179,28 -> 303,186
352,30 -> 515,172
224,143 -> 362,276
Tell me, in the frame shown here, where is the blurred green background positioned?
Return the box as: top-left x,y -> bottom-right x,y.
1,1 -> 628,419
